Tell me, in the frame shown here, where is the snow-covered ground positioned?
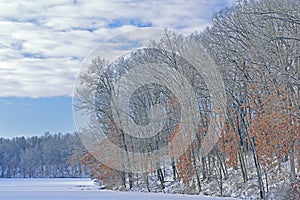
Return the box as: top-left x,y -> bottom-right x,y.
0,178 -> 237,200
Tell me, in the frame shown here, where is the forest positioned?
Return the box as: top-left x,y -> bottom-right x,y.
0,133 -> 88,178
74,0 -> 300,199
1,0 -> 299,200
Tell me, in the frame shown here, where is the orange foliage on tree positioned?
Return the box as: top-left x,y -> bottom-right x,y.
219,121 -> 239,168
248,84 -> 300,169
170,123 -> 195,187
177,148 -> 195,186
81,153 -> 122,189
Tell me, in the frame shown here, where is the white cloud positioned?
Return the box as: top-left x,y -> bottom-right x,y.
0,0 -> 233,97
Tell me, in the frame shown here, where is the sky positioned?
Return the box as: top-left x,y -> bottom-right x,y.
0,0 -> 235,138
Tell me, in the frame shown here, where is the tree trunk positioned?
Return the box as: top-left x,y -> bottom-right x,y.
201,156 -> 207,180
172,159 -> 177,180
217,148 -> 228,180
207,155 -> 211,182
120,171 -> 126,189
157,168 -> 165,190
290,141 -> 296,182
219,159 -> 223,197
264,170 -> 269,193
128,172 -> 133,189
251,137 -> 266,200
144,173 -> 150,192
191,151 -> 201,192
238,147 -> 248,182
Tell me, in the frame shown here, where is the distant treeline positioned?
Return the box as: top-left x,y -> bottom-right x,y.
0,132 -> 89,178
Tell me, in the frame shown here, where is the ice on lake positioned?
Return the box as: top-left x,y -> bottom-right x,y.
0,178 -> 237,200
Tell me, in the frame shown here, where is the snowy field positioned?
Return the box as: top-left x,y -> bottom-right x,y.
0,178 -> 238,200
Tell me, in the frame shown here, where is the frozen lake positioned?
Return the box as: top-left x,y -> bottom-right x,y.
0,178 -> 236,200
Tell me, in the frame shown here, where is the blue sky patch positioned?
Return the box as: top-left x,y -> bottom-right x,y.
22,52 -> 47,59
0,96 -> 75,138
107,18 -> 153,28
